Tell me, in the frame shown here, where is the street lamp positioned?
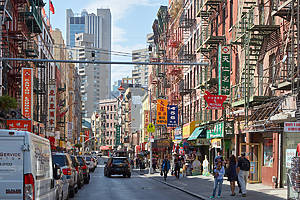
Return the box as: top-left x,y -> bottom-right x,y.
141,86 -> 154,174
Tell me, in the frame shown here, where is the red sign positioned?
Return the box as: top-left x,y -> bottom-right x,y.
203,91 -> 227,110
85,130 -> 89,141
48,136 -> 56,150
7,119 -> 32,132
22,68 -> 33,119
48,83 -> 56,129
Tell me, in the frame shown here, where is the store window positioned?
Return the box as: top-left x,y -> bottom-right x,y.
263,138 -> 273,167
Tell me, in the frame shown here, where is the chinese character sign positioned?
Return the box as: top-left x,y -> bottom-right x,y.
85,130 -> 89,142
218,45 -> 231,95
144,110 -> 150,140
203,91 -> 227,110
7,119 -> 32,132
22,68 -> 33,119
48,83 -> 56,129
156,99 -> 168,124
115,125 -> 121,145
167,105 -> 178,127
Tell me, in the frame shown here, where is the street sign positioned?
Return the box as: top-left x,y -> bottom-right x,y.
147,123 -> 155,133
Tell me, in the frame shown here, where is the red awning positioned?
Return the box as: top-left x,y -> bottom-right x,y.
100,146 -> 111,151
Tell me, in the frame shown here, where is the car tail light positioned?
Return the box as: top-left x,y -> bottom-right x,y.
24,173 -> 34,200
62,168 -> 72,175
75,166 -> 79,172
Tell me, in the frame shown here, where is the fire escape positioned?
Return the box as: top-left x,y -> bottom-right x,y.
230,0 -> 280,123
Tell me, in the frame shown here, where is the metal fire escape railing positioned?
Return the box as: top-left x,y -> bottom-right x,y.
230,3 -> 280,124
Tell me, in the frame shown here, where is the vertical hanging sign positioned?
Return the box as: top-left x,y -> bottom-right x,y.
48,82 -> 56,129
144,110 -> 150,141
22,68 -> 33,119
167,105 -> 178,127
115,125 -> 121,146
218,45 -> 231,95
156,99 -> 168,125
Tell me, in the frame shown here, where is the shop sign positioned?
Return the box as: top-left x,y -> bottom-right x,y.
196,138 -> 210,146
286,149 -> 297,168
207,122 -> 224,139
284,122 -> 300,132
85,130 -> 89,142
156,99 -> 168,124
203,91 -> 227,110
183,121 -> 196,139
167,105 -> 178,127
174,127 -> 182,140
218,45 -> 231,95
225,121 -> 234,135
144,110 -> 150,140
22,68 -> 33,119
115,125 -> 121,146
211,138 -> 222,148
48,83 -> 56,129
67,122 -> 72,139
7,119 -> 32,132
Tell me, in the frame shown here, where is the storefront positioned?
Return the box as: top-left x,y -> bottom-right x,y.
282,122 -> 300,186
187,127 -> 209,163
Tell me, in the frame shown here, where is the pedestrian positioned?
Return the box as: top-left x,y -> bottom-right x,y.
139,159 -> 145,174
214,151 -> 224,167
152,158 -> 157,172
161,156 -> 170,181
182,160 -> 187,177
130,159 -> 134,169
227,155 -> 238,196
237,153 -> 250,197
210,161 -> 225,199
174,158 -> 180,179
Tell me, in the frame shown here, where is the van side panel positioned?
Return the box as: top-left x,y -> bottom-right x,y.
29,134 -> 56,200
0,136 -> 24,200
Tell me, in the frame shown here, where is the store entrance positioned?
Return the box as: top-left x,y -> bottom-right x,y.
240,143 -> 262,183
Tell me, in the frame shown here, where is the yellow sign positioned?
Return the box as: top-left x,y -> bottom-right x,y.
147,123 -> 155,133
156,99 -> 168,124
182,121 -> 196,139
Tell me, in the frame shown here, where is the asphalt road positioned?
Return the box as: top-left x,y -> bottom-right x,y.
73,157 -> 199,200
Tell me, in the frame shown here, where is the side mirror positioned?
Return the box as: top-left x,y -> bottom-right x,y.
53,163 -> 61,180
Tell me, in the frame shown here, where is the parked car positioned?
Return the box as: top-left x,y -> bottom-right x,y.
71,155 -> 84,189
52,152 -> 78,198
0,129 -> 57,200
84,155 -> 96,172
77,156 -> 90,184
53,164 -> 69,200
104,157 -> 131,178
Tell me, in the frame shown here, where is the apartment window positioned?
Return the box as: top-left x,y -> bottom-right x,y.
110,114 -> 112,120
106,123 -> 109,128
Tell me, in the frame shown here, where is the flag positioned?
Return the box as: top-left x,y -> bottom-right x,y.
42,7 -> 46,18
49,0 -> 55,14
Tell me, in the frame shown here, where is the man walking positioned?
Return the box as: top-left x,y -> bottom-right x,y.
237,153 -> 250,197
161,156 -> 170,181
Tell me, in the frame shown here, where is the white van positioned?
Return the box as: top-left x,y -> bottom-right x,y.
0,129 -> 57,200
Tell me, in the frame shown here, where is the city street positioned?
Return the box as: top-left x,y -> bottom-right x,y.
73,158 -> 198,200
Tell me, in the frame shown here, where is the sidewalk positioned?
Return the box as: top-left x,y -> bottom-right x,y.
137,169 -> 286,200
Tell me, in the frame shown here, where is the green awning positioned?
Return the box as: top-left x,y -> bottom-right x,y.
188,127 -> 204,141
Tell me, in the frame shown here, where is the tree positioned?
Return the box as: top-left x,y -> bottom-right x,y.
0,95 -> 17,113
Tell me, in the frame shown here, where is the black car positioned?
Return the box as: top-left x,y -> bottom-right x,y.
77,156 -> 90,184
71,155 -> 85,189
104,157 -> 131,178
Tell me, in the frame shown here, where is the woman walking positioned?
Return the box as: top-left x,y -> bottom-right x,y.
161,157 -> 170,181
227,155 -> 238,196
210,161 -> 225,199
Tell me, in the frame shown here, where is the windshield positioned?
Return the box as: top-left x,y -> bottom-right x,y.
52,155 -> 67,167
112,158 -> 127,164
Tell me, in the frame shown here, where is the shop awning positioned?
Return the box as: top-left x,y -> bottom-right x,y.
187,127 -> 204,141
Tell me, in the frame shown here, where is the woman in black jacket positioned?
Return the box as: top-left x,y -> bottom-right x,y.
227,155 -> 238,196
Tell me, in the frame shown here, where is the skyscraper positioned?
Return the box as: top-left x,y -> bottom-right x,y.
66,9 -> 111,118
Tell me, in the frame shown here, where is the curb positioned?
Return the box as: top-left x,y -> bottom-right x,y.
134,171 -> 208,200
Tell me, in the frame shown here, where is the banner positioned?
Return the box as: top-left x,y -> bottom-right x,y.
85,130 -> 89,142
48,82 -> 56,129
167,105 -> 178,127
7,119 -> 32,132
22,68 -> 33,119
115,125 -> 121,146
203,91 -> 227,110
156,99 -> 168,125
218,45 -> 231,95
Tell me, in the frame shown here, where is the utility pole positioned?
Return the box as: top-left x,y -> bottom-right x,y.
149,88 -> 153,174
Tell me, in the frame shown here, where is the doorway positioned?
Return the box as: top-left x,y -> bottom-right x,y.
240,143 -> 262,183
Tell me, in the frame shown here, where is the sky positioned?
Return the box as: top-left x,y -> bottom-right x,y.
49,0 -> 168,88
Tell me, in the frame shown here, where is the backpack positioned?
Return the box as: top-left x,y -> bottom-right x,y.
241,158 -> 250,171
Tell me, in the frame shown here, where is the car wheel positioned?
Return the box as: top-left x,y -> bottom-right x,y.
69,186 -> 75,198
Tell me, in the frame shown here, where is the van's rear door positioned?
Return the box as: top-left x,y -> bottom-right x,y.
0,136 -> 24,199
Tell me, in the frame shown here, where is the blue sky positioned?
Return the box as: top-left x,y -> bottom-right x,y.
49,0 -> 168,87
